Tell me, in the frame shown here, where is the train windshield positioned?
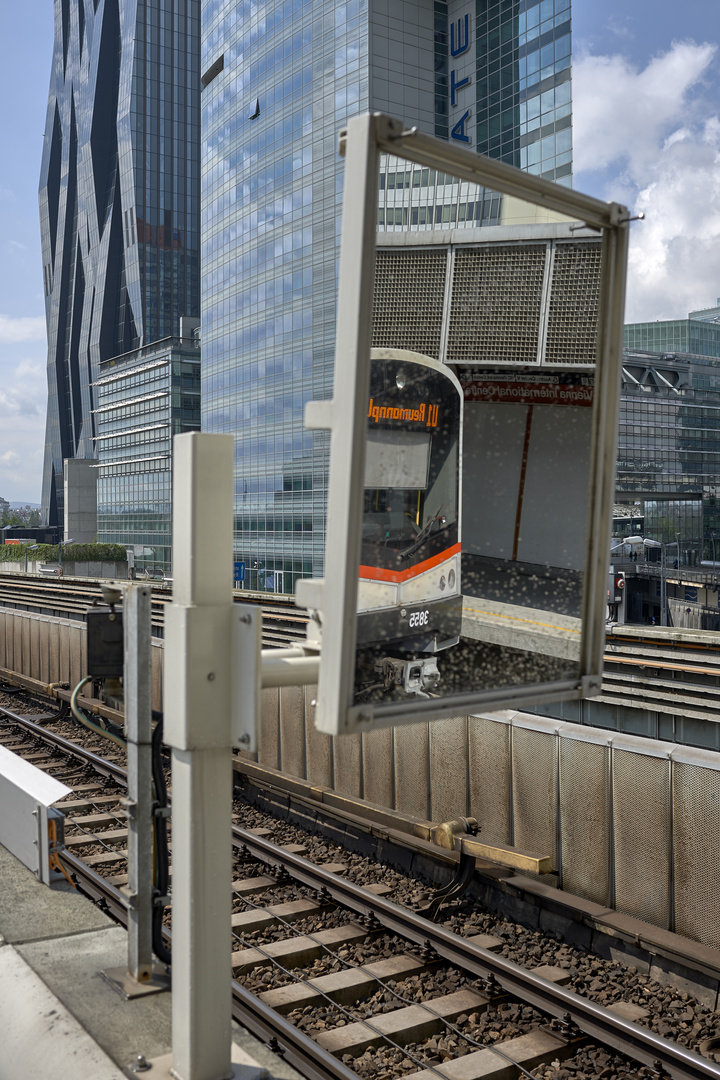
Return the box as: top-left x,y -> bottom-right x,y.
362,361 -> 460,565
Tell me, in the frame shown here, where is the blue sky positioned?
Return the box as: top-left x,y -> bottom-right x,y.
0,0 -> 719,502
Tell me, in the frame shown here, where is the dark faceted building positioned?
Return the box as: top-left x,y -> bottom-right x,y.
39,0 -> 200,527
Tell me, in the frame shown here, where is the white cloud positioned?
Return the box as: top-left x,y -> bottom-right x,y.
0,314 -> 46,343
574,40 -> 720,321
574,41 -> 716,177
0,358 -> 46,418
0,356 -> 46,503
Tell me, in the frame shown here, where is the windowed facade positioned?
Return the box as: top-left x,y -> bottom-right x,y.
478,0 -> 572,183
39,0 -> 200,527
624,305 -> 720,359
618,350 -> 720,560
94,339 -> 201,570
201,0 -> 572,591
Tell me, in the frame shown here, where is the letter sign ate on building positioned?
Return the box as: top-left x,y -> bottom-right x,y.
449,10 -> 473,144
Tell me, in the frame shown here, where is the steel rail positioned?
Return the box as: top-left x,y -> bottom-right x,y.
7,701 -> 720,1076
0,705 -> 127,784
60,850 -> 360,1080
233,827 -> 720,1080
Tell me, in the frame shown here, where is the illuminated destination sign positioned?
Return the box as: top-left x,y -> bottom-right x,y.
367,399 -> 440,426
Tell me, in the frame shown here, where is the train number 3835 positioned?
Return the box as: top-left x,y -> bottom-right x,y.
408,610 -> 430,628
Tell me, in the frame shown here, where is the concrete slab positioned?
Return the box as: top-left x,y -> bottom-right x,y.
0,841 -> 300,1080
462,596 -> 581,661
18,925 -> 174,1067
607,1001 -> 650,1023
0,842 -> 112,944
0,943 -> 126,1080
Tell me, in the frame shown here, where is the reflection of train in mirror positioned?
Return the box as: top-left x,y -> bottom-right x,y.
356,349 -> 463,700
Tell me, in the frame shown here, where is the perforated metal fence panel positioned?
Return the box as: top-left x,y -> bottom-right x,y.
672,758 -> 720,949
559,736 -> 610,903
372,249 -> 447,359
279,685 -> 305,780
544,242 -> 602,366
304,686 -> 333,787
362,727 -> 394,808
512,724 -> 558,866
612,748 -> 671,928
446,245 -> 547,365
333,730 -> 362,799
259,688 -> 280,770
468,714 -> 512,846
393,723 -> 430,819
429,715 -> 469,822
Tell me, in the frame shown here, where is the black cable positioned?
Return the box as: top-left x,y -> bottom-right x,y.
151,715 -> 172,966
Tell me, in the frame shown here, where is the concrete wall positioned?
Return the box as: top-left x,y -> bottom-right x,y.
4,604 -> 720,952
63,459 -> 97,543
0,562 -> 128,578
0,607 -> 162,710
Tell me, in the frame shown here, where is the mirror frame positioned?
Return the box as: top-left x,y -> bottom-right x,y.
300,112 -> 629,736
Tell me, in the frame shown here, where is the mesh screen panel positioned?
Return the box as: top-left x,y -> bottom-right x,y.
259,688 -> 280,769
429,716 -> 469,821
612,750 -> 671,927
279,685 -> 305,780
559,738 -> 610,903
512,726 -> 558,865
673,760 -> 720,948
446,245 -> 546,365
468,716 -> 512,845
333,731 -> 362,798
362,727 -> 394,808
372,249 -> 447,358
304,686 -> 332,787
544,242 -> 602,366
394,723 -> 430,818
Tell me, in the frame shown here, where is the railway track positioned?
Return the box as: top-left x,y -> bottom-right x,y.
2,693 -> 720,1080
0,571 -> 308,647
602,632 -> 720,721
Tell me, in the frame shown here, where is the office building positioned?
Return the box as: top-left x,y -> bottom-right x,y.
93,324 -> 201,571
616,349 -> 720,561
624,302 -> 720,359
39,0 -> 200,528
201,0 -> 574,592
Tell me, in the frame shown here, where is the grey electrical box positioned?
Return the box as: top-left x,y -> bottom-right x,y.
86,607 -> 124,678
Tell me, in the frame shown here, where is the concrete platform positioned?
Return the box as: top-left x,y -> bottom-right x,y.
0,842 -> 300,1080
462,595 -> 581,661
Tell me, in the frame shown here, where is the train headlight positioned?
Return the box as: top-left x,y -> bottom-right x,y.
439,575 -> 446,591
395,370 -> 406,390
448,568 -> 456,589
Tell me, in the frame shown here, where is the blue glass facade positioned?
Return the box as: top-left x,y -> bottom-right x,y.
201,0 -> 572,590
39,0 -> 200,528
94,336 -> 201,570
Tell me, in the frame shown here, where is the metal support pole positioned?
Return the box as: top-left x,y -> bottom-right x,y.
125,584 -> 153,981
163,432 -> 235,1080
661,545 -> 667,626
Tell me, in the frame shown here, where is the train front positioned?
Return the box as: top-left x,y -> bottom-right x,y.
356,349 -> 463,701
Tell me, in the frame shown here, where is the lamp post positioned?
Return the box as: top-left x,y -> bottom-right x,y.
660,540 -> 679,627
58,539 -> 74,573
24,544 -> 39,573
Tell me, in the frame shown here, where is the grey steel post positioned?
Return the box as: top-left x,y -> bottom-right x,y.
163,432 -> 235,1080
125,583 -> 154,981
661,545 -> 667,626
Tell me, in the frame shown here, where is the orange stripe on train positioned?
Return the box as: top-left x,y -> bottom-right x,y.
359,543 -> 461,584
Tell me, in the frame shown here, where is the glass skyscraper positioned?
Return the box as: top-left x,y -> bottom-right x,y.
200,0 -> 573,591
39,0 -> 200,527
